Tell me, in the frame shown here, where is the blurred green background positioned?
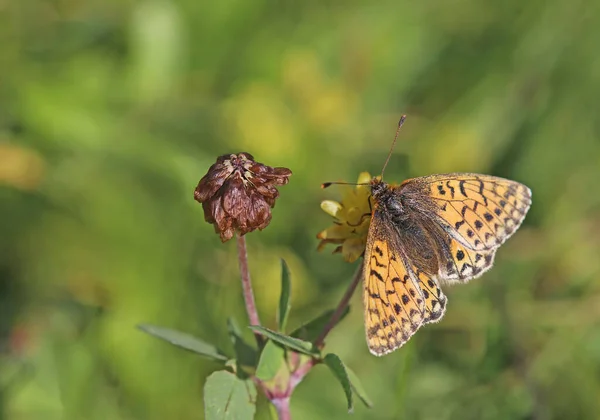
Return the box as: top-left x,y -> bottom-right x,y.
2,0 -> 600,419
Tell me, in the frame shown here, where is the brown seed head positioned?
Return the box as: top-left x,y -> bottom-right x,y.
194,152 -> 292,242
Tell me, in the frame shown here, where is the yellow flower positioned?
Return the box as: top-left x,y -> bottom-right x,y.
316,172 -> 376,262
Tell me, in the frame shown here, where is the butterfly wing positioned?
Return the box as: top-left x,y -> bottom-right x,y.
363,208 -> 449,355
400,173 -> 531,283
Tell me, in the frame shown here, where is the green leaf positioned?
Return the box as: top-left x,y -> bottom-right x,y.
255,340 -> 286,381
137,324 -> 228,362
204,370 -> 257,420
346,366 -> 373,408
277,259 -> 292,332
227,318 -> 257,368
323,353 -> 353,412
290,306 -> 350,342
248,326 -> 319,357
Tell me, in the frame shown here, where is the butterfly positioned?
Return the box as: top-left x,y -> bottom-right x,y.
353,117 -> 532,356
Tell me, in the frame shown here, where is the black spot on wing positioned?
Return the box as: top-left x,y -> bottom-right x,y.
459,180 -> 468,197
445,180 -> 455,198
370,270 -> 384,282
368,324 -> 380,336
477,179 -> 488,205
371,255 -> 386,267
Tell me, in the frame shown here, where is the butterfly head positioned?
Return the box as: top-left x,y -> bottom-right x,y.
370,177 -> 385,195
370,177 -> 395,205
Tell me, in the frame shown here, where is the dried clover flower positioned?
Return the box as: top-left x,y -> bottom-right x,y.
317,172 -> 377,262
194,152 -> 292,242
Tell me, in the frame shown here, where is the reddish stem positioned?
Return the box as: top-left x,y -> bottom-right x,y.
272,397 -> 291,420
236,234 -> 264,347
314,261 -> 364,348
266,356 -> 315,420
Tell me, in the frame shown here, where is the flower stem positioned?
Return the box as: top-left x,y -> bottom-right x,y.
272,398 -> 291,420
236,233 -> 264,347
314,261 -> 364,348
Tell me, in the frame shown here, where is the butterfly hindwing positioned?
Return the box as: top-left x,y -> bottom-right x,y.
410,268 -> 447,324
363,210 -> 426,356
436,234 -> 497,283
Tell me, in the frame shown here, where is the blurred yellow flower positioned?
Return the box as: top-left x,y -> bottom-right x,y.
0,143 -> 45,190
316,172 -> 375,262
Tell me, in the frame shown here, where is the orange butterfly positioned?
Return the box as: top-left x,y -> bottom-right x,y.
325,116 -> 532,356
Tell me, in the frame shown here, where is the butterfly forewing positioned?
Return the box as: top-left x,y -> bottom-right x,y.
402,174 -> 532,252
363,212 -> 426,356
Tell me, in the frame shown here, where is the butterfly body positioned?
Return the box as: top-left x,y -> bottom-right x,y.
364,174 -> 531,356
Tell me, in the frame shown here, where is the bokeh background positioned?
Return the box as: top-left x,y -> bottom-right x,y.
2,0 -> 600,419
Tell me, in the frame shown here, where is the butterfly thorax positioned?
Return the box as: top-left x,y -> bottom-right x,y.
370,179 -> 406,220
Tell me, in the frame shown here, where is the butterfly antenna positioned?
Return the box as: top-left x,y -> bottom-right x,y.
321,181 -> 369,189
380,115 -> 407,180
